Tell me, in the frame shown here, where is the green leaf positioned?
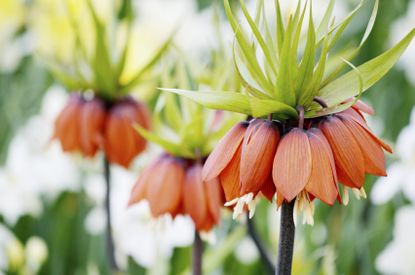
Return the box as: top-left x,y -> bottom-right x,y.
239,0 -> 278,75
249,98 -> 298,118
360,0 -> 379,47
160,88 -> 252,115
224,0 -> 273,94
276,16 -> 296,105
275,0 -> 285,52
134,124 -> 192,157
316,0 -> 334,41
305,101 -> 354,118
86,0 -> 115,94
163,94 -> 183,131
319,29 -> 415,107
233,43 -> 270,99
324,1 -> 363,50
121,32 -> 174,92
296,4 -> 316,99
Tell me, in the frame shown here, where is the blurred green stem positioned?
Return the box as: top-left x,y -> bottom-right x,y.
276,201 -> 295,275
192,230 -> 203,275
104,157 -> 119,272
247,213 -> 275,274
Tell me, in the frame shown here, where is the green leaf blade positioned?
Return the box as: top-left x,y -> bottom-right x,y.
319,29 -> 415,107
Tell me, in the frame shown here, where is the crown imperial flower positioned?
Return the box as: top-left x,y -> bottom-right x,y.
161,0 -> 414,222
54,94 -> 150,167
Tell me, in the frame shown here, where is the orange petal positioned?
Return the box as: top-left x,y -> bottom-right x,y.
276,192 -> 285,208
320,117 -> 365,188
352,99 -> 375,115
305,129 -> 338,205
204,177 -> 222,225
128,158 -> 160,206
273,128 -> 312,202
219,144 -> 242,202
240,120 -> 279,194
260,175 -> 276,202
80,98 -> 106,157
54,95 -> 83,152
104,110 -> 136,167
341,116 -> 386,176
183,164 -> 207,230
146,156 -> 185,217
338,108 -> 392,153
202,121 -> 248,181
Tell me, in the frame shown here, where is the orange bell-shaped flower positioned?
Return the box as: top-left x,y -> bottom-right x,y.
183,164 -> 222,231
79,97 -> 106,157
54,93 -> 84,153
129,154 -> 224,232
104,98 -> 150,167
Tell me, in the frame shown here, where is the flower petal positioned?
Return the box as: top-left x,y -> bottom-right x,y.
80,98 -> 106,157
240,120 -> 279,194
146,156 -> 185,217
204,177 -> 222,226
273,128 -> 312,202
320,116 -> 365,188
260,175 -> 276,202
219,144 -> 243,202
339,109 -> 392,153
352,99 -> 375,115
54,94 -> 83,152
203,121 -> 248,181
341,116 -> 386,176
305,129 -> 338,205
128,158 -> 160,206
184,164 -> 207,230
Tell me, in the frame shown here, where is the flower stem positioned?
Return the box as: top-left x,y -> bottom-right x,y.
192,230 -> 203,275
276,201 -> 296,275
246,213 -> 275,274
103,157 -> 119,272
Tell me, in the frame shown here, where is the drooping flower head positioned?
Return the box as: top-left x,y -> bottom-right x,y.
128,59 -> 244,231
161,0 -> 415,223
48,0 -> 172,166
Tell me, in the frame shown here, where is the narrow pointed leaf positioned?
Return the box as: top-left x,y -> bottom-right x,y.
249,98 -> 298,118
319,29 -> 415,107
160,88 -> 252,115
134,124 -> 193,157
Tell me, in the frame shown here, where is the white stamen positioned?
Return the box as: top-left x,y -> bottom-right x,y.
226,193 -> 258,220
352,187 -> 367,200
293,191 -> 315,226
342,187 -> 350,206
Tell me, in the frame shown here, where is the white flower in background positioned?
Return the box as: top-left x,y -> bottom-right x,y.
235,237 -> 259,265
0,85 -> 80,225
371,108 -> 415,204
83,162 -> 194,269
376,206 -> 415,275
390,0 -> 415,86
23,237 -> 48,274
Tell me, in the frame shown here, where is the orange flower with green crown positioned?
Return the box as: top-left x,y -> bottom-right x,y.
128,57 -> 244,232
44,0 -> 174,167
160,1 -> 414,274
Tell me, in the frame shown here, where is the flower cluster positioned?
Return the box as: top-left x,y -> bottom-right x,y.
54,93 -> 150,167
162,0 -> 414,223
203,102 -> 392,220
129,153 -> 223,231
